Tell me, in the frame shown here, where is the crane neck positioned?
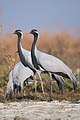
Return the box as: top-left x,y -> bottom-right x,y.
32,35 -> 38,52
17,35 -> 36,74
31,35 -> 40,70
17,35 -> 23,58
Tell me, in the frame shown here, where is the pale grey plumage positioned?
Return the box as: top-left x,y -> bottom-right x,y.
6,62 -> 34,98
12,62 -> 34,88
30,29 -> 77,97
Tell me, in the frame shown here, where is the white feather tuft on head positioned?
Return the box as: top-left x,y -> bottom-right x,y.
18,30 -> 23,39
35,31 -> 39,39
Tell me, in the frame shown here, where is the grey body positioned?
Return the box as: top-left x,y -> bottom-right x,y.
6,62 -> 34,98
12,62 -> 34,88
30,29 -> 77,97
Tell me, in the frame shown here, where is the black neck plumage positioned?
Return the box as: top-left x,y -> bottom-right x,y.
31,35 -> 40,70
17,35 -> 36,74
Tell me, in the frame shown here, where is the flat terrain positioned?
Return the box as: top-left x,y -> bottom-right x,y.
0,100 -> 80,120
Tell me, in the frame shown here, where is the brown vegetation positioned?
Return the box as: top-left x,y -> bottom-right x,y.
0,29 -> 80,102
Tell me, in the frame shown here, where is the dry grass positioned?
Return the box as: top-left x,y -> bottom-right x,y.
0,30 -> 80,102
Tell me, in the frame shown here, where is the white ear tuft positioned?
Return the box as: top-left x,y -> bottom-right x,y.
35,31 -> 39,39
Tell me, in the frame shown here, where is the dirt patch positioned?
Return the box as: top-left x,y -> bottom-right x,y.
0,100 -> 80,120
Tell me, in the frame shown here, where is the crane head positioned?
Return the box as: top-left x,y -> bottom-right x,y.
13,29 -> 23,38
30,29 -> 39,39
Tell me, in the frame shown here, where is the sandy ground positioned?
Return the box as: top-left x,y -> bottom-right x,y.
0,100 -> 80,120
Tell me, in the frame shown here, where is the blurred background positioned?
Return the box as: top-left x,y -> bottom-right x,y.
0,0 -> 80,101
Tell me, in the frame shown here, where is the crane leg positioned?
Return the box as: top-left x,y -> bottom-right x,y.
38,73 -> 44,95
34,75 -> 37,95
49,73 -> 53,99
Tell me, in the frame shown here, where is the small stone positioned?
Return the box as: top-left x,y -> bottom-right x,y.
14,116 -> 29,120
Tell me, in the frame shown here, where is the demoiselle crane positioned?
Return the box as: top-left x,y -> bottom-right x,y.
13,30 -> 44,95
6,62 -> 35,98
12,62 -> 35,96
13,30 -> 65,95
29,29 -> 77,97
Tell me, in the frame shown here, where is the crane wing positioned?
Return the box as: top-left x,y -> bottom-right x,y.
37,50 -> 71,74
17,62 -> 33,81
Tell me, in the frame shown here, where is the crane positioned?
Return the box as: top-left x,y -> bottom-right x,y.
29,29 -> 77,97
13,30 -> 65,95
6,62 -> 34,98
13,30 -> 44,95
